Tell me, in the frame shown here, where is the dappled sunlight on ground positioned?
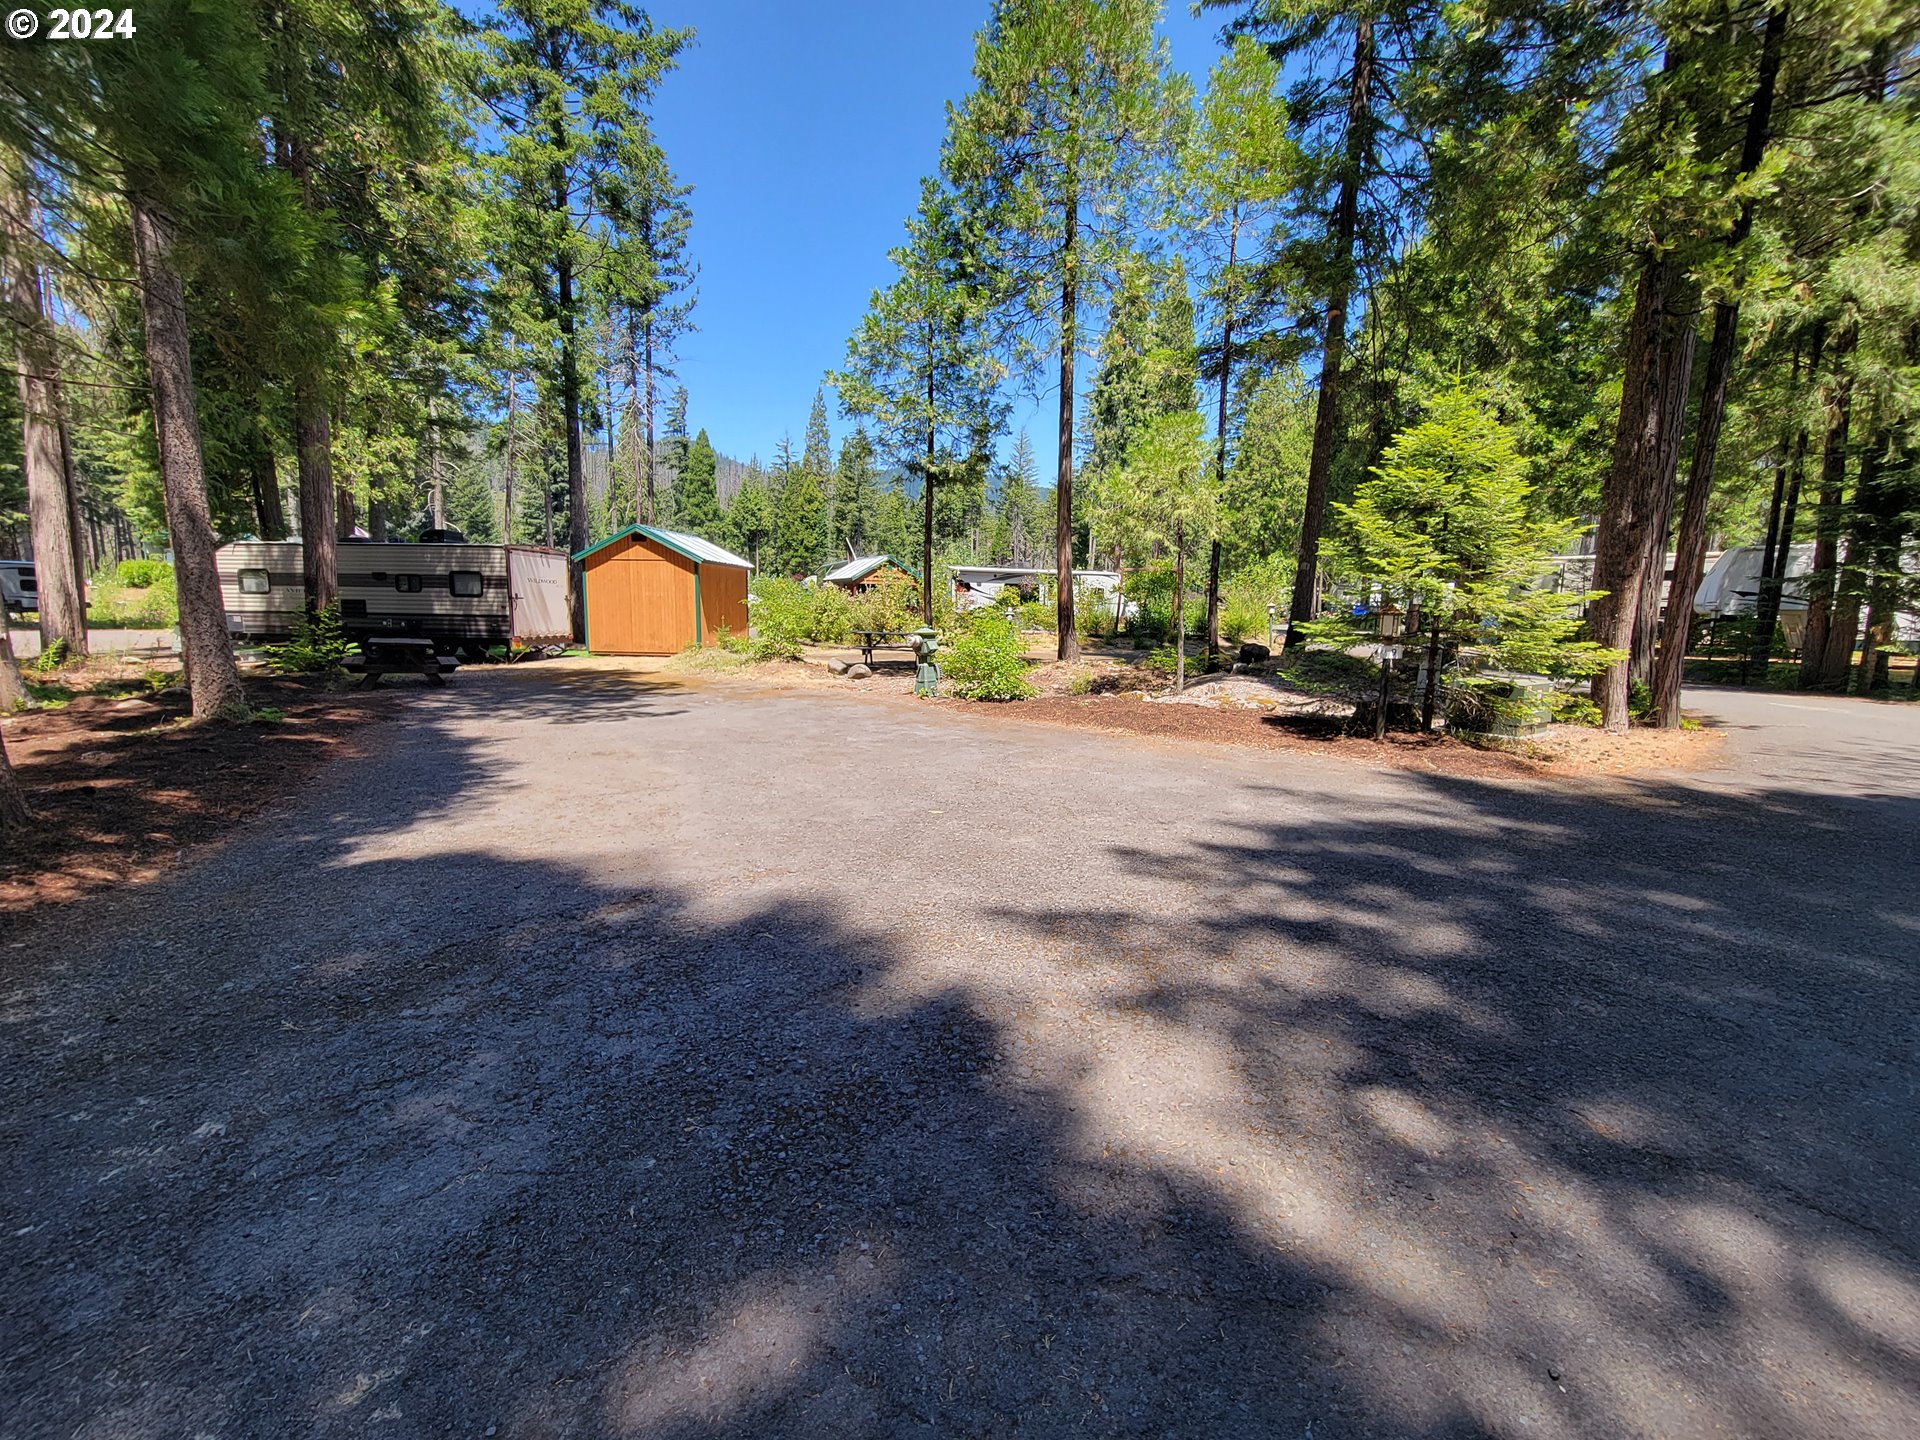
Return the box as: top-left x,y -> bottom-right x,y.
5,669 -> 1917,1437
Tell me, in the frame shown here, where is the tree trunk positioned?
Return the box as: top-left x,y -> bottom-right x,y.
129,197 -> 248,721
250,442 -> 287,540
1173,520 -> 1186,694
1420,610 -> 1442,731
427,395 -> 445,529
1587,247 -> 1697,731
0,621 -> 24,712
1799,326 -> 1855,688
557,251 -> 587,640
921,415 -> 936,627
2,171 -> 88,657
1284,16 -> 1373,649
1205,203 -> 1240,668
1651,4 -> 1787,725
1056,187 -> 1080,662
0,720 -> 27,832
295,381 -> 337,610
503,369 -> 519,545
642,309 -> 657,525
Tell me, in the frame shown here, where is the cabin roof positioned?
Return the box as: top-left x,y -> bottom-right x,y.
574,525 -> 754,570
823,554 -> 920,584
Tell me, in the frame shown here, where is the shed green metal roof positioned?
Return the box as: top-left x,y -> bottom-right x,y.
573,524 -> 754,570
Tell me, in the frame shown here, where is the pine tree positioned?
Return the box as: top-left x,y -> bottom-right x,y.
774,461 -> 829,577
944,0 -> 1182,657
1181,36 -> 1295,662
724,469 -> 775,569
833,429 -> 881,557
835,179 -> 1005,622
659,385 -> 691,517
678,428 -> 721,537
1097,411 -> 1214,690
996,430 -> 1046,566
1325,384 -> 1620,728
444,455 -> 500,542
480,1 -> 690,635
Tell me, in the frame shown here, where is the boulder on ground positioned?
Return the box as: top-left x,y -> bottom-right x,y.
826,659 -> 849,675
846,663 -> 873,679
1238,642 -> 1271,665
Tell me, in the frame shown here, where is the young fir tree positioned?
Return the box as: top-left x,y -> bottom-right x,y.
832,429 -> 881,558
677,428 -> 721,538
1323,384 -> 1619,728
444,454 -> 500,542
724,468 -> 775,570
1181,36 -> 1295,663
1096,411 -> 1215,692
943,0 -> 1182,658
995,430 -> 1047,566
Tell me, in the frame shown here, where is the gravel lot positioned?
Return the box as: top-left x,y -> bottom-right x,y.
3,666 -> 1917,1438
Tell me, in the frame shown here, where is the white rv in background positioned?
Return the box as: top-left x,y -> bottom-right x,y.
216,541 -> 306,641
335,541 -> 571,657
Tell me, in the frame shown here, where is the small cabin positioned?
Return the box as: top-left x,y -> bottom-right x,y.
823,554 -> 920,594
575,525 -> 753,655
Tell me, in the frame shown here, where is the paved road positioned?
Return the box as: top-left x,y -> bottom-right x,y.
3,669 -> 1917,1439
5,624 -> 177,660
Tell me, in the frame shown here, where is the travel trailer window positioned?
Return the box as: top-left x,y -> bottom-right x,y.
394,574 -> 424,593
449,570 -> 484,597
238,568 -> 270,594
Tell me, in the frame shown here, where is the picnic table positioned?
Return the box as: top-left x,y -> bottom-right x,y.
851,629 -> 919,667
342,635 -> 461,688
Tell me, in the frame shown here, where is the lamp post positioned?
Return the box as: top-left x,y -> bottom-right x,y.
1373,602 -> 1406,742
1266,602 -> 1277,652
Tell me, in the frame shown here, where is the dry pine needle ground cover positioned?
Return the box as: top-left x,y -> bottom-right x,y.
1,661 -> 401,921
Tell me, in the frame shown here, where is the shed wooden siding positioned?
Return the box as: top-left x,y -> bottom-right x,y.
699,562 -> 749,640
583,534 -> 698,654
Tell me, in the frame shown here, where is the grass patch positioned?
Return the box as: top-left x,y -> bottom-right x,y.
665,645 -> 754,674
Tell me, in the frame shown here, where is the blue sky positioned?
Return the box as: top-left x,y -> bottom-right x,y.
644,0 -> 1231,483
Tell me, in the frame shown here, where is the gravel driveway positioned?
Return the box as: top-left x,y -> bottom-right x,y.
4,666 -> 1917,1438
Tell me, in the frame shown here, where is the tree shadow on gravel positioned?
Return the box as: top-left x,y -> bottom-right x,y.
5,679 -> 1919,1440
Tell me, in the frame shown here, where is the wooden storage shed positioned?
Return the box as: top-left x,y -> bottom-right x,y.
575,525 -> 754,655
823,554 -> 920,594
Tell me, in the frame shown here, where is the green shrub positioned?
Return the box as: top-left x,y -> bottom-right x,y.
116,558 -> 172,588
1019,598 -> 1058,633
1218,556 -> 1292,644
1548,689 -> 1603,727
944,611 -> 1036,701
846,572 -> 923,635
260,605 -> 353,674
750,576 -> 855,650
1142,645 -> 1178,677
88,560 -> 179,628
29,637 -> 71,672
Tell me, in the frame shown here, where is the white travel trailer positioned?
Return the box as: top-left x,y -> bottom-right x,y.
335,541 -> 572,656
0,558 -> 38,616
216,541 -> 306,641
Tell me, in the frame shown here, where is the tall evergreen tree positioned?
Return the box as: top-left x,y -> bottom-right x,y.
944,0 -> 1183,657
836,180 -> 1005,622
678,427 -> 721,537
480,0 -> 689,634
832,428 -> 881,558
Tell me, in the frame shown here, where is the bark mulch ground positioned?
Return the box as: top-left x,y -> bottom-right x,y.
1,673 -> 403,921
951,691 -> 1723,779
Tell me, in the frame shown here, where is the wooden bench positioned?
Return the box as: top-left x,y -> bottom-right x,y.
343,636 -> 461,687
850,629 -> 918,667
